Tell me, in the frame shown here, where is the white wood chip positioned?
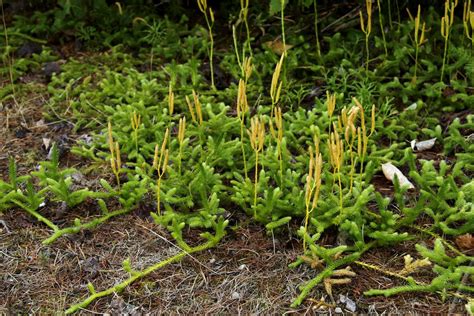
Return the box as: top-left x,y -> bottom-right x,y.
381,163 -> 415,189
410,138 -> 436,151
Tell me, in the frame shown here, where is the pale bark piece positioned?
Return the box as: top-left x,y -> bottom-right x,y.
381,163 -> 415,189
410,138 -> 436,151
42,137 -> 52,150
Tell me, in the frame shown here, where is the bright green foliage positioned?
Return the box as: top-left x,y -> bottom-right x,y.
2,1 -> 474,313
365,239 -> 474,297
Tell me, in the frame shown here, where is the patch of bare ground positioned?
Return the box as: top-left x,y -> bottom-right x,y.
0,209 -> 466,314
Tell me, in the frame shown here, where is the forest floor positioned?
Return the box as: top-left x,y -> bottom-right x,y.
0,88 -> 466,314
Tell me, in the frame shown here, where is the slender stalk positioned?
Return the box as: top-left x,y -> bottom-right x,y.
303,141 -> 322,251
376,0 -> 388,56
248,116 -> 265,219
337,172 -> 343,209
178,144 -> 183,175
254,150 -> 259,217
365,38 -> 370,71
197,0 -> 215,90
349,138 -> 355,193
206,13 -> 215,90
281,0 -> 286,57
313,0 -> 321,59
237,79 -> 250,179
441,36 -> 449,82
153,129 -> 169,216
388,0 -> 393,29
232,25 -> 242,71
177,117 -> 185,176
274,107 -> 284,187
240,125 -> 248,179
440,0 -> 458,82
241,0 -> 252,58
278,145 -> 283,186
360,0 -> 372,72
156,177 -> 162,214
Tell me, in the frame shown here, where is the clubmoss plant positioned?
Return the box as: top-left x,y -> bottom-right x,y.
352,98 -> 375,182
167,83 -> 175,142
341,105 -> 359,193
240,0 -> 252,58
186,90 -> 203,126
248,116 -> 266,218
303,137 -> 322,251
237,79 -> 249,179
270,54 -> 284,119
185,95 -> 197,124
153,128 -> 169,216
365,239 -> 474,300
177,116 -> 186,176
280,0 -> 287,58
108,121 -> 122,188
463,0 -> 474,52
131,111 -> 141,154
274,106 -> 285,186
290,243 -> 374,307
326,91 -> 336,134
328,125 -> 343,209
412,5 -> 426,84
197,0 -> 216,90
440,0 -> 459,82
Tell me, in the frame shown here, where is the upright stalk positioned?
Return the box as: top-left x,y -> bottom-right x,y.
274,107 -> 284,186
197,0 -> 216,90
360,0 -> 373,72
303,139 -> 322,251
131,111 -> 141,155
440,0 -> 458,83
241,0 -> 252,58
237,79 -> 250,179
108,122 -> 122,189
463,0 -> 474,57
376,0 -> 388,56
177,117 -> 186,176
313,0 -> 321,59
153,129 -> 169,216
248,116 -> 265,219
412,5 -> 426,84
281,0 -> 287,57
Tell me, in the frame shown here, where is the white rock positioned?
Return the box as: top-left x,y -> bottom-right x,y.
231,291 -> 241,300
345,297 -> 357,312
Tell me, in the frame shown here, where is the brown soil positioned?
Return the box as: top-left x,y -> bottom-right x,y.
1,209 -> 467,315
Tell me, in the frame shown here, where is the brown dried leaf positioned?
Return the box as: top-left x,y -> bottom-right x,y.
264,40 -> 294,55
455,234 -> 474,254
